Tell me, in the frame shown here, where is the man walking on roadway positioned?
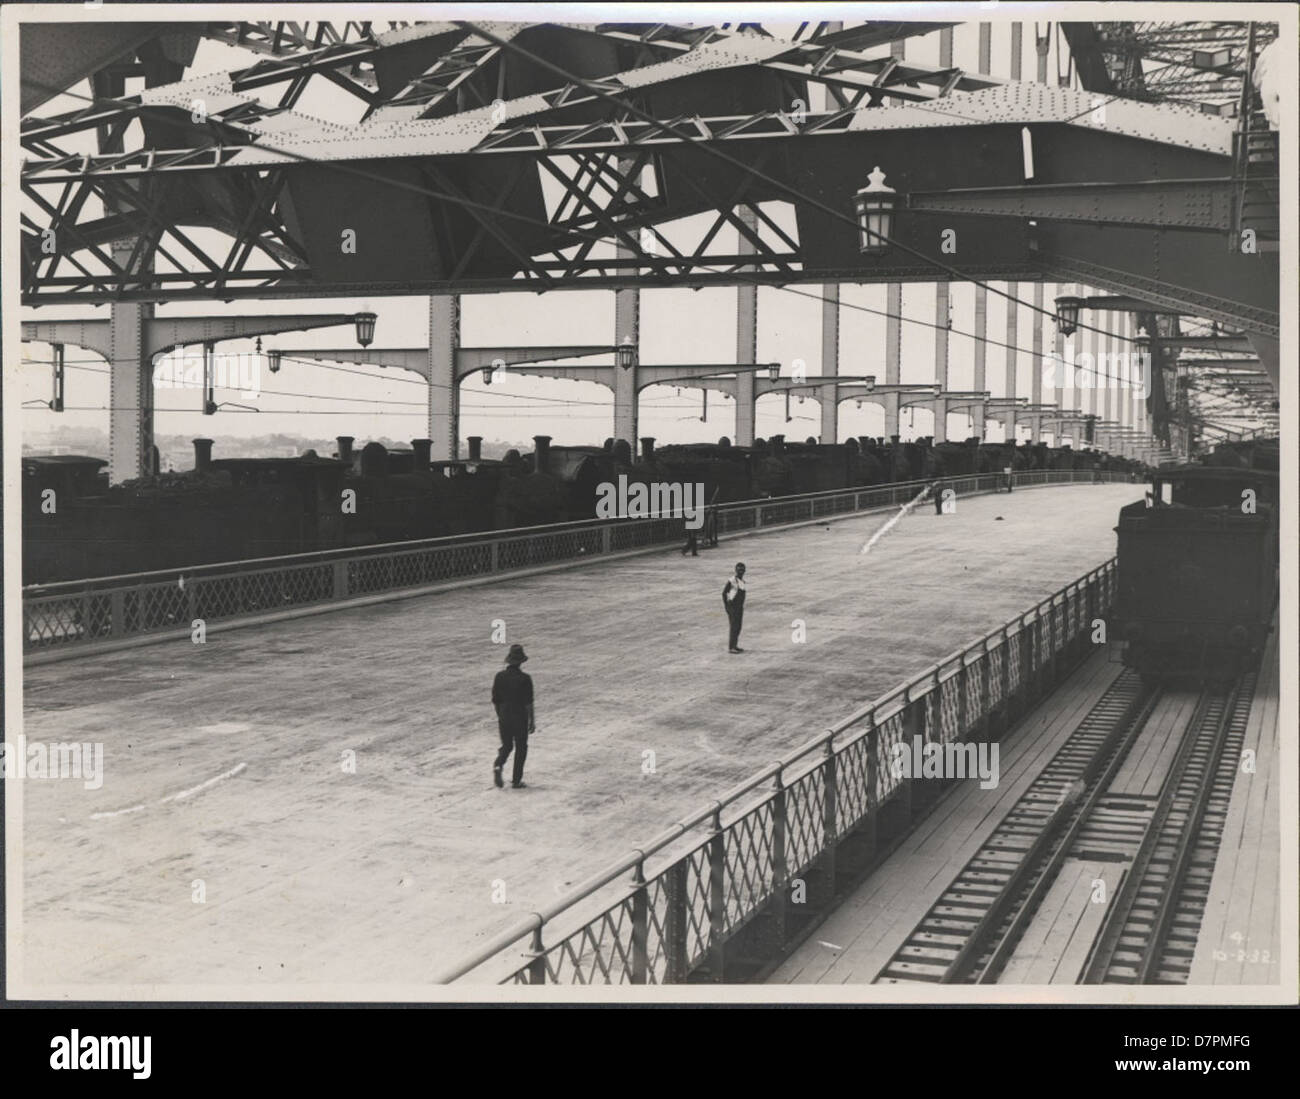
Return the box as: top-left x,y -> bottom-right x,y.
492,644 -> 535,789
723,562 -> 747,654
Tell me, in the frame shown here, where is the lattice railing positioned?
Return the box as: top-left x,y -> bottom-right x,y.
24,470 -> 1133,657
439,558 -> 1119,985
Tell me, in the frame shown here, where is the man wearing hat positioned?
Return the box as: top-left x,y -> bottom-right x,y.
492,644 -> 535,789
723,563 -> 747,653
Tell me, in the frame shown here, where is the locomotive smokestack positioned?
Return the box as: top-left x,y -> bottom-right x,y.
467,436 -> 483,461
533,435 -> 552,475
336,436 -> 354,464
771,434 -> 786,456
411,439 -> 432,468
640,437 -> 655,460
193,438 -> 213,473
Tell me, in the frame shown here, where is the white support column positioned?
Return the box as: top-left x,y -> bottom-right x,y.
1029,282 -> 1044,442
429,295 -> 460,460
1102,308 -> 1114,433
884,283 -> 902,438
614,284 -> 639,453
973,24 -> 991,443
820,281 -> 839,442
1087,306 -> 1100,427
734,206 -> 758,446
1004,285 -> 1019,442
1131,313 -> 1147,439
1051,289 -> 1068,445
1116,312 -> 1129,434
933,283 -> 950,442
107,293 -> 155,484
108,233 -> 156,483
973,282 -> 988,439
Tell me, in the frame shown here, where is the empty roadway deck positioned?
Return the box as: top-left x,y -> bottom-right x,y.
15,484 -> 1137,993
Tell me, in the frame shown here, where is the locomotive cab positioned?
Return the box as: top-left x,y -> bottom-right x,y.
1113,466 -> 1278,683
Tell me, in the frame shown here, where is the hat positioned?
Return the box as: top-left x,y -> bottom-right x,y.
505,644 -> 528,664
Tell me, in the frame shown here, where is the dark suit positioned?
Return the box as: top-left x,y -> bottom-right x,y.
492,664 -> 533,784
723,577 -> 746,650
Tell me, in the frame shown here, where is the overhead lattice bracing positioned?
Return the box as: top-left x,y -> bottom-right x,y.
17,17 -> 1276,462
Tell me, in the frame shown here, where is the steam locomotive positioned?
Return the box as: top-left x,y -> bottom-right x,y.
24,432 -> 1145,584
1112,459 -> 1278,683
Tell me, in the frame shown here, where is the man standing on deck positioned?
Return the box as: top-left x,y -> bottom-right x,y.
723,562 -> 747,653
492,644 -> 535,789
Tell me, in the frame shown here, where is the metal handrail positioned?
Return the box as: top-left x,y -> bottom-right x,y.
434,556 -> 1117,983
22,469 -> 1128,594
23,470 -> 1134,657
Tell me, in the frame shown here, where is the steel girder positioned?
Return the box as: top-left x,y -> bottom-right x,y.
908,178 -> 1238,232
1063,20 -> 1279,110
202,22 -> 416,57
16,20 -> 1278,349
20,22 -> 173,114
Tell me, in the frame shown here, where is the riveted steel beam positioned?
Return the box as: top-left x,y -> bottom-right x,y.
1037,253 -> 1277,338
909,178 -> 1238,232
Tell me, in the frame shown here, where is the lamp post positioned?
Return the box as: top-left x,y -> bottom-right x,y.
616,336 -> 637,370
202,340 -> 217,415
354,312 -> 377,348
854,166 -> 897,256
1054,295 -> 1082,336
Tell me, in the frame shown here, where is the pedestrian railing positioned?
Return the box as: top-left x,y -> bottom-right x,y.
23,470 -> 1135,658
434,558 -> 1118,984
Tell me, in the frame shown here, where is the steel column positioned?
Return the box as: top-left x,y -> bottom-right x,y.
1050,286 -> 1069,444
933,283 -> 950,442
1086,307 -> 1100,425
107,242 -> 154,484
734,206 -> 758,446
1029,282 -> 1044,442
820,282 -> 839,442
1102,308 -> 1115,431
429,295 -> 460,461
972,24 -> 991,443
884,283 -> 902,437
1004,285 -> 1019,441
613,190 -> 641,452
973,282 -> 988,438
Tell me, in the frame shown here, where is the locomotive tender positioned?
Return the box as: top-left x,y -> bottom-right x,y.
1113,465 -> 1279,683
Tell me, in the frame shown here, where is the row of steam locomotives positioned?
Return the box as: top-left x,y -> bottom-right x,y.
1112,439 -> 1279,684
24,432 -> 1146,584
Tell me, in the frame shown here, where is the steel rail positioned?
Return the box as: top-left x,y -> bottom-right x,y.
1081,682 -> 1242,983
965,681 -> 1162,983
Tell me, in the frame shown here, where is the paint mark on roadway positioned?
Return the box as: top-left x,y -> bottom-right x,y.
90,762 -> 248,819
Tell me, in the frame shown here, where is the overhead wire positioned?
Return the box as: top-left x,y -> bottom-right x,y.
19,52 -> 1151,370
19,31 -> 1205,440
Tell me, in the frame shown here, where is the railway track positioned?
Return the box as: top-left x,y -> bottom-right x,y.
873,667 -> 1258,985
1083,671 -> 1258,984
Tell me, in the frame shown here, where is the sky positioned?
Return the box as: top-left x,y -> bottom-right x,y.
19,17 -> 1135,454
